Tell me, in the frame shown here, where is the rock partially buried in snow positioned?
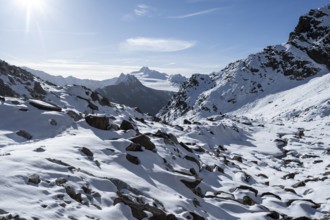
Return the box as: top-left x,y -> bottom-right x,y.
130,134 -> 156,151
29,99 -> 62,112
120,119 -> 135,131
85,115 -> 110,130
80,147 -> 94,157
16,130 -> 32,140
27,174 -> 41,185
126,154 -> 140,165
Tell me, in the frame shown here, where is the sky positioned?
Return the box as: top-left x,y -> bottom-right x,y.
0,0 -> 329,79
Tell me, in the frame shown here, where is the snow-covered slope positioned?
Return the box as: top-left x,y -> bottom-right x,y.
1,5 -> 330,220
1,59 -> 330,219
24,67 -> 118,90
159,5 -> 330,122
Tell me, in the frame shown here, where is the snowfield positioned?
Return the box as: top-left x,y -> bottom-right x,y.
1,4 -> 330,220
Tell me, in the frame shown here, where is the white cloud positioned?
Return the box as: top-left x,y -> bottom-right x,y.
120,37 -> 196,52
134,4 -> 153,17
169,8 -> 219,19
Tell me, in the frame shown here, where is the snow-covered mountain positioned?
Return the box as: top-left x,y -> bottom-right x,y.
25,66 -> 187,92
24,67 -> 118,90
97,73 -> 174,116
130,66 -> 187,92
159,4 -> 330,122
1,4 -> 330,220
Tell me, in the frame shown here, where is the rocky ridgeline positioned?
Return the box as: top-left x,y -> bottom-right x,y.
159,4 -> 330,122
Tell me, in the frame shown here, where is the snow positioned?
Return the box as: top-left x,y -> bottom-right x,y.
1,4 -> 330,220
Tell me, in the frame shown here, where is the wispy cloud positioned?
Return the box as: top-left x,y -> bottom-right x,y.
134,4 -> 154,17
169,8 -> 219,19
120,37 -> 196,52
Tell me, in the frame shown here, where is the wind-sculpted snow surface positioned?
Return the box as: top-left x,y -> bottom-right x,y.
159,5 -> 330,122
1,5 -> 330,220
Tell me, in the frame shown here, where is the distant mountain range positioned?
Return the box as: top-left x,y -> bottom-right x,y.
25,66 -> 187,92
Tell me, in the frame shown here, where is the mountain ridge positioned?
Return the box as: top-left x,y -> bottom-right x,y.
158,4 -> 330,122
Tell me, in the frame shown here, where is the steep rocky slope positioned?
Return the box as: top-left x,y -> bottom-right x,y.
159,5 -> 330,122
97,74 -> 174,116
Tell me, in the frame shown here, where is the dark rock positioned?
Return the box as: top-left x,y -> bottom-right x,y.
28,174 -> 41,185
55,177 -> 67,186
126,143 -> 143,152
235,185 -> 258,196
120,120 -> 135,131
34,147 -> 45,152
85,115 -> 110,130
31,82 -> 46,98
284,188 -> 297,194
126,154 -> 140,165
130,135 -> 155,151
184,156 -> 201,170
183,119 -> 192,125
266,211 -> 280,219
49,119 -> 57,126
154,130 -> 179,145
287,199 -> 320,209
67,110 -> 83,121
313,160 -> 323,164
242,196 -> 255,206
257,173 -> 268,179
65,185 -> 82,203
261,192 -> 281,200
232,155 -> 243,163
274,138 -> 287,148
179,142 -> 193,153
282,173 -> 297,180
114,193 -> 168,220
292,181 -> 306,188
180,178 -> 202,190
189,212 -> 205,220
16,130 -> 32,140
0,78 -> 18,97
81,147 -> 94,157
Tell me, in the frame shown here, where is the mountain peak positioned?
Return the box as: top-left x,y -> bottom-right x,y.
115,73 -> 142,86
132,67 -> 168,80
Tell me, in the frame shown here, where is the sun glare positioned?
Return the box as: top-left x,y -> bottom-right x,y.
15,0 -> 46,32
16,0 -> 44,10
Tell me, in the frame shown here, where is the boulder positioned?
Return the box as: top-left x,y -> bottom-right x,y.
130,135 -> 155,151
67,110 -> 83,121
81,147 -> 94,157
120,120 -> 135,131
28,174 -> 41,185
85,115 -> 110,130
126,154 -> 140,165
16,130 -> 32,140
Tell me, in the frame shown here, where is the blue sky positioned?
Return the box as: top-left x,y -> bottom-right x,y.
1,0 -> 329,79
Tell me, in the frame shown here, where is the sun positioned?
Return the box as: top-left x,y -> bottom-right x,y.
16,0 -> 44,10
14,0 -> 46,32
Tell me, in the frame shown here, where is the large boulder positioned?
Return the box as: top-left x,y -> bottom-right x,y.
130,135 -> 156,151
85,115 -> 110,130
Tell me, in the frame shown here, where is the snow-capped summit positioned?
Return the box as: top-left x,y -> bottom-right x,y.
131,66 -> 168,80
159,4 -> 330,122
129,66 -> 187,92
115,73 -> 143,86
